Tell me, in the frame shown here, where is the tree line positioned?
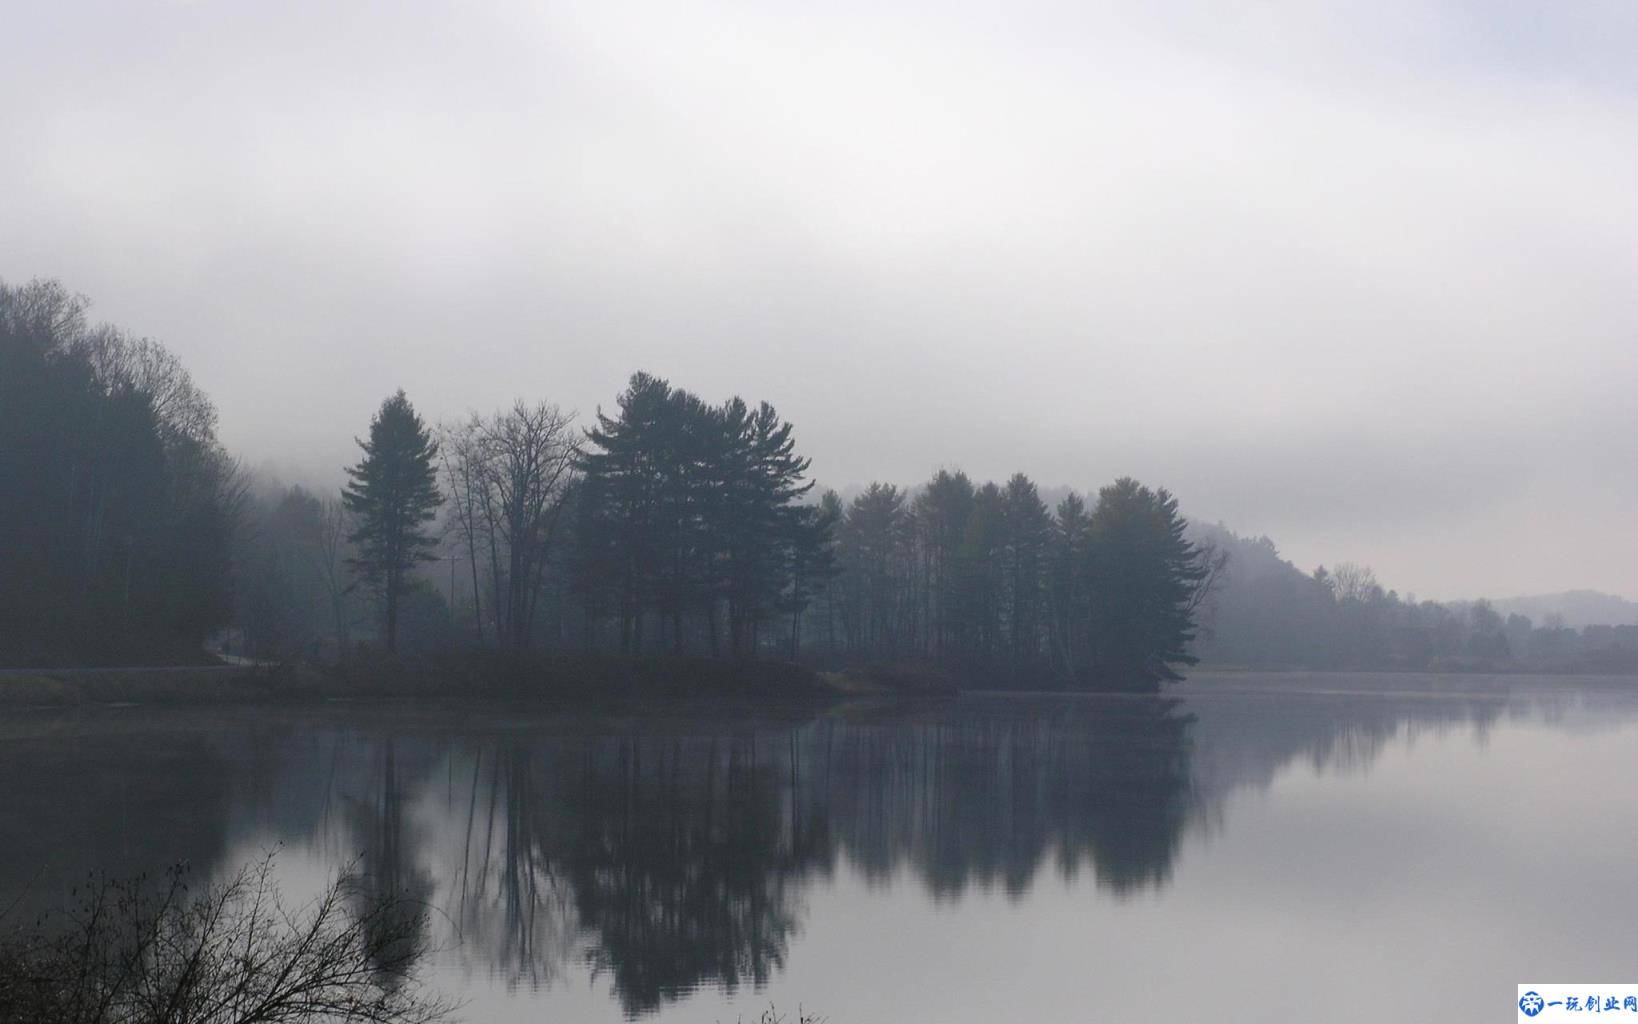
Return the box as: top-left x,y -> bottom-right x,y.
1191,524 -> 1638,673
0,276 -> 1227,687
807,472 -> 1224,686
0,279 -> 240,665
8,274 -> 1466,688
332,371 -> 1220,689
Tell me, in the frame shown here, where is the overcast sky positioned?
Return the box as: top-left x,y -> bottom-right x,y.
4,0 -> 1634,600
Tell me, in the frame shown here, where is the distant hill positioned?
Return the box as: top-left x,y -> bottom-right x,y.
1482,591 -> 1638,629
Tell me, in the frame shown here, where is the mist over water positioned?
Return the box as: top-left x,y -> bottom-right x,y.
5,5 -> 1637,1023
6,673 -> 1635,1022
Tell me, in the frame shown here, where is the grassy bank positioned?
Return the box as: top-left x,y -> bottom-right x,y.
823,662 -> 961,696
0,665 -> 285,708
0,651 -> 848,708
320,649 -> 838,701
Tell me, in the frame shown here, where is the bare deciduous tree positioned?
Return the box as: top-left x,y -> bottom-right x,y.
0,854 -> 455,1024
75,327 -> 220,451
481,401 -> 578,649
1185,539 -> 1231,621
1330,561 -> 1381,604
437,418 -> 492,646
439,402 -> 578,649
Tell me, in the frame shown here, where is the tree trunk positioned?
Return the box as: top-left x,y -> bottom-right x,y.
333,593 -> 347,662
466,538 -> 483,646
385,573 -> 399,652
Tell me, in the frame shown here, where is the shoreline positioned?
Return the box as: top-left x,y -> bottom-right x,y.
6,656 -> 1633,711
0,653 -> 958,709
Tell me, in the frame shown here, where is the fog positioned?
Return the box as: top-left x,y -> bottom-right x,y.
4,0 -> 1634,600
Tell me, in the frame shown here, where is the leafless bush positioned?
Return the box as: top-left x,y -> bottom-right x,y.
0,854 -> 456,1024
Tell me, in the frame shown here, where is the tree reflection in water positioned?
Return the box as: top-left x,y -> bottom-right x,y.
414,697 -> 1196,1012
812,697 -> 1195,898
0,685 -> 1518,1017
343,738 -> 438,987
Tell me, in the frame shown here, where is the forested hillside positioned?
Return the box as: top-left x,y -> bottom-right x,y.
7,275 -> 1633,682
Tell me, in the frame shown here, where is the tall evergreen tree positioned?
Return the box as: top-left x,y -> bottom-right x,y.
577,373 -> 675,652
1001,473 -> 1051,665
1047,492 -> 1093,677
576,373 -> 825,659
812,489 -> 848,659
914,470 -> 976,660
840,484 -> 912,657
344,390 -> 442,652
719,399 -> 814,656
954,482 -> 1006,664
821,471 -> 1217,690
1084,477 -> 1207,686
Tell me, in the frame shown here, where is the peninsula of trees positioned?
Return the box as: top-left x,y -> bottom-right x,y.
6,276 -> 1636,686
333,370 -> 1215,689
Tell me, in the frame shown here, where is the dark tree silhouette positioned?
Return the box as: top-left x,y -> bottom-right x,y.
0,856 -> 451,1024
437,402 -> 577,649
812,470 -> 1220,689
0,277 -> 239,666
574,372 -> 829,658
1082,477 -> 1209,686
834,482 -> 912,658
915,469 -> 977,660
344,391 -> 442,652
780,501 -> 839,659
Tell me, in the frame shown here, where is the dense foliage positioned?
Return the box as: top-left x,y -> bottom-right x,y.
0,276 -> 1220,687
572,372 -> 830,658
18,275 -> 1629,682
0,279 -> 240,666
809,472 -> 1221,688
233,483 -> 354,659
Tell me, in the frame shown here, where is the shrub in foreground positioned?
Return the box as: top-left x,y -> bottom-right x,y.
0,855 -> 454,1024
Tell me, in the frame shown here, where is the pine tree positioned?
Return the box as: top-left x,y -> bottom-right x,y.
914,470 -> 976,660
1048,492 -> 1093,676
577,373 -> 683,652
577,374 -> 822,659
1001,473 -> 1051,666
344,390 -> 441,652
954,482 -> 1006,665
842,484 -> 911,657
726,400 -> 813,655
1084,477 -> 1206,687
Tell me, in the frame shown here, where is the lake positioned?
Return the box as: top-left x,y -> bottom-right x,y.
4,672 -> 1637,1022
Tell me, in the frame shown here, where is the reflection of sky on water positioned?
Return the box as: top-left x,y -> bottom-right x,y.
4,673 -> 1638,1022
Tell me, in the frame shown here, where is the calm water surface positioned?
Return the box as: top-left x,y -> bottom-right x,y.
4,672 -> 1638,1022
